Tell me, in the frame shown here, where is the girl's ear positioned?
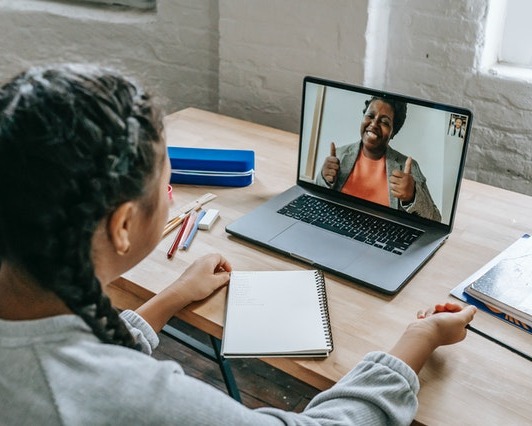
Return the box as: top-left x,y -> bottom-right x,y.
107,202 -> 136,255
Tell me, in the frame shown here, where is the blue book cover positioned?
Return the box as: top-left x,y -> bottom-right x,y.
450,234 -> 532,334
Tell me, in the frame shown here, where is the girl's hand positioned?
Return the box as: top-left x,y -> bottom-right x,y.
414,302 -> 477,347
389,302 -> 476,374
171,253 -> 232,302
135,253 -> 232,333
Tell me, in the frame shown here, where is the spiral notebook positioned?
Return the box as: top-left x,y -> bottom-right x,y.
221,270 -> 333,358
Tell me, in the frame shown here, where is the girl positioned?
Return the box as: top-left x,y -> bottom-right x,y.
0,64 -> 476,425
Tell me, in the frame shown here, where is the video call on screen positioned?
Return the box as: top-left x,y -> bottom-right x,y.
299,81 -> 469,226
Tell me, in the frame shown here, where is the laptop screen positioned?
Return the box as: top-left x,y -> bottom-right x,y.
298,76 -> 472,228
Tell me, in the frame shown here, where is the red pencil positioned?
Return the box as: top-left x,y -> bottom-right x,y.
166,215 -> 190,259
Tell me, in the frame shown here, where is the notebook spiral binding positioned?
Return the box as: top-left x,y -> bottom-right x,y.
315,270 -> 334,352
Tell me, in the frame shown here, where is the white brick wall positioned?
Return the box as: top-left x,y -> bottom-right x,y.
1,0 -> 532,195
0,0 -> 219,116
379,0 -> 532,193
218,0 -> 368,132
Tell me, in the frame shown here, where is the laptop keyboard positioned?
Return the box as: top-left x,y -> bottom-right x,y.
277,194 -> 422,255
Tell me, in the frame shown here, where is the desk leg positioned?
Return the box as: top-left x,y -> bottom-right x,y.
161,324 -> 242,402
208,335 -> 242,402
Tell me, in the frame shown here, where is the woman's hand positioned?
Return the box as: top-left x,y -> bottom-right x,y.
321,142 -> 340,185
390,157 -> 416,203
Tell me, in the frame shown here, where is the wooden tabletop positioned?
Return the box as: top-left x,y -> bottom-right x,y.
108,107 -> 531,425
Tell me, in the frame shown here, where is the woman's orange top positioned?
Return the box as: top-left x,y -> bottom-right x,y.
341,151 -> 389,206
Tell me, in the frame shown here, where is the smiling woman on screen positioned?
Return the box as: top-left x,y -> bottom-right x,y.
316,96 -> 441,222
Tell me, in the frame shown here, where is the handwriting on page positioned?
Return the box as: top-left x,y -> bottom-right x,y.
232,274 -> 265,307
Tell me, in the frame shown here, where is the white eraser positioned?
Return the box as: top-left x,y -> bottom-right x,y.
198,209 -> 220,230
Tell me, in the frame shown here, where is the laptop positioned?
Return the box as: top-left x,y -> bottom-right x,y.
226,76 -> 472,294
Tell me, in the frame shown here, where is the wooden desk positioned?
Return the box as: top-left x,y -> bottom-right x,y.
108,108 -> 531,425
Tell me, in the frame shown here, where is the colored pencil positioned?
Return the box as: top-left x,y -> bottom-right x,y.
166,216 -> 189,259
177,210 -> 198,250
162,193 -> 217,238
182,210 -> 207,250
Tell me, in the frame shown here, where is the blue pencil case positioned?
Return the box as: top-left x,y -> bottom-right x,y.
168,147 -> 255,187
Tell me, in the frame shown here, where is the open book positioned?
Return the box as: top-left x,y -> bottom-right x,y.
221,270 -> 333,358
451,234 -> 532,332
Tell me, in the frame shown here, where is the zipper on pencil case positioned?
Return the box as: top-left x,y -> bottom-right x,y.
171,169 -> 255,177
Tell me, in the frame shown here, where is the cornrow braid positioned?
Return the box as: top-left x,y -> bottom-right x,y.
0,64 -> 163,349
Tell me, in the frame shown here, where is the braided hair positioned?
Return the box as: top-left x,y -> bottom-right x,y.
0,64 -> 163,349
363,96 -> 408,138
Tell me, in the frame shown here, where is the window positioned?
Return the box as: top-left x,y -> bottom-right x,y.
482,0 -> 532,79
498,0 -> 532,68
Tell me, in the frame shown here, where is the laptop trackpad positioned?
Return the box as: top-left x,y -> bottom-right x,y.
268,223 -> 363,270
